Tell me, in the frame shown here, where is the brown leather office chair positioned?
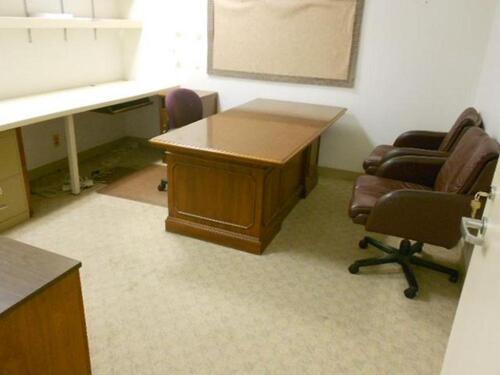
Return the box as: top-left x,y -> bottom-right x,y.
363,107 -> 483,175
348,127 -> 499,298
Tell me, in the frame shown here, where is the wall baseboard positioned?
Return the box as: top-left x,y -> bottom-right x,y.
318,167 -> 362,181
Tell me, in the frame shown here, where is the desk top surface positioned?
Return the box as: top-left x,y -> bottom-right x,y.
0,80 -> 176,132
150,99 -> 346,165
0,237 -> 81,317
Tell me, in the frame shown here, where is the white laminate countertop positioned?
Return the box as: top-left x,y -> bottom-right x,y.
0,80 -> 176,131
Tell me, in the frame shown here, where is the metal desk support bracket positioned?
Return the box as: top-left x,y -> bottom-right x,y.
60,0 -> 68,42
91,0 -> 98,40
22,0 -> 32,43
20,0 -> 100,43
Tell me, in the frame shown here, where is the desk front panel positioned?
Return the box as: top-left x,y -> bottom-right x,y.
169,154 -> 262,235
0,270 -> 91,375
165,139 -> 317,254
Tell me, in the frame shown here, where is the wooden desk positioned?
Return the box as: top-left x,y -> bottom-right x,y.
0,237 -> 91,374
150,99 -> 346,254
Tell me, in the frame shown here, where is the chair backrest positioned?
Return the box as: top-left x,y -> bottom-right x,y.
438,107 -> 483,152
435,127 -> 499,194
165,88 -> 203,130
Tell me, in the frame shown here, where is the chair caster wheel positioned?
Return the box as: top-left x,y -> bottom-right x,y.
158,181 -> 167,192
404,287 -> 418,299
449,274 -> 459,283
359,238 -> 369,249
348,264 -> 359,274
413,243 -> 423,253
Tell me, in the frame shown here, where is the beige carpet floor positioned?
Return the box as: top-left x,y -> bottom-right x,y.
4,146 -> 461,375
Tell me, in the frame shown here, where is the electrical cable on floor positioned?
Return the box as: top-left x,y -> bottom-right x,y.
30,140 -> 161,199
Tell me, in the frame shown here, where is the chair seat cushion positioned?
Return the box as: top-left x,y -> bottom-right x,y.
363,145 -> 395,173
349,175 -> 431,222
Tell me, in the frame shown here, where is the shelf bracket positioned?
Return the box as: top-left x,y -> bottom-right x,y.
91,0 -> 98,41
22,0 -> 32,43
60,0 -> 68,42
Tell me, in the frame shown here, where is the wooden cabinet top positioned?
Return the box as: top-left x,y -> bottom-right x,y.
150,98 -> 346,166
158,88 -> 218,100
0,237 -> 81,316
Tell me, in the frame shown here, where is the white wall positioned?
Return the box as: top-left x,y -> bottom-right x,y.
0,0 -> 126,99
0,0 -> 140,170
128,0 -> 498,172
474,1 -> 500,138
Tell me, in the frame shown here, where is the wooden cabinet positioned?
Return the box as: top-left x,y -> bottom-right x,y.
0,130 -> 23,178
0,238 -> 91,375
197,90 -> 219,118
0,130 -> 30,232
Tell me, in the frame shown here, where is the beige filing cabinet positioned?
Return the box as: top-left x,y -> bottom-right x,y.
0,130 -> 30,232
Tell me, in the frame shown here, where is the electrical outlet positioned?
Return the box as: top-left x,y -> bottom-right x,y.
52,134 -> 60,147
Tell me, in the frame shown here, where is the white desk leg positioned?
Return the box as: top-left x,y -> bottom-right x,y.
64,115 -> 81,195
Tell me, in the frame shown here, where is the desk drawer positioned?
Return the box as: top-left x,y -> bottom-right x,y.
0,174 -> 29,224
0,130 -> 22,180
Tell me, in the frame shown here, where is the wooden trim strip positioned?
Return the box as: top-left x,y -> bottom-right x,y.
15,128 -> 32,216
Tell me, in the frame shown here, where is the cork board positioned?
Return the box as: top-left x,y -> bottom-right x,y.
208,0 -> 364,87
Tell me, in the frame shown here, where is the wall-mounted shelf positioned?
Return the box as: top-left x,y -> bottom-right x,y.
0,16 -> 142,30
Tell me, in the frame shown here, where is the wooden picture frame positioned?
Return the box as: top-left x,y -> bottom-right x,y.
208,0 -> 365,87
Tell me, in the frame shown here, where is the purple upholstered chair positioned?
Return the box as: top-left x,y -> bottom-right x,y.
158,88 -> 203,191
165,88 -> 203,129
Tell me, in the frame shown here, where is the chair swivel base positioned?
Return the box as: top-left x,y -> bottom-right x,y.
158,179 -> 168,192
349,237 -> 459,299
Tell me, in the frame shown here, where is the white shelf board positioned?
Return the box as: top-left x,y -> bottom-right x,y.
0,16 -> 142,29
0,81 -> 177,131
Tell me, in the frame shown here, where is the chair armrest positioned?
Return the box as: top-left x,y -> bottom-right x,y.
376,156 -> 447,187
393,131 -> 448,149
366,190 -> 472,249
381,148 -> 449,163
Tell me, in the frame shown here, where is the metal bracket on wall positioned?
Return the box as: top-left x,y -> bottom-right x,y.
20,0 -> 100,43
91,0 -> 98,41
60,0 -> 68,41
22,0 -> 32,43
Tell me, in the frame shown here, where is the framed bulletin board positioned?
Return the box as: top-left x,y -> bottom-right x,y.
208,0 -> 365,87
